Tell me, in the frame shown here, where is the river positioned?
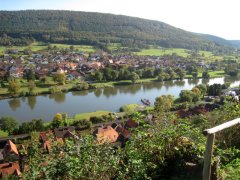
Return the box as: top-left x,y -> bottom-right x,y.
0,77 -> 239,123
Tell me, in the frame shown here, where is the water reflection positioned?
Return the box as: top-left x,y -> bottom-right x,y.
202,78 -> 210,84
8,99 -> 21,111
72,91 -> 88,96
94,88 -> 102,97
164,80 -> 174,90
142,82 -> 163,91
224,76 -> 240,87
21,96 -> 26,102
103,87 -> 118,97
118,84 -> 141,95
49,93 -> 66,103
174,80 -> 185,87
27,96 -> 36,110
188,79 -> 199,85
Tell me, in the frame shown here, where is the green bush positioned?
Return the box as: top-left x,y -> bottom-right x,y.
49,86 -> 62,94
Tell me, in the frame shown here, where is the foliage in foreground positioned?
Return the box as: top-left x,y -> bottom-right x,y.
23,119 -> 206,179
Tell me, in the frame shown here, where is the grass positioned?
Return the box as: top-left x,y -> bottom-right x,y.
134,48 -> 190,57
107,43 -> 127,52
185,70 -> 226,79
74,111 -> 110,120
0,130 -> 8,137
120,104 -> 140,114
0,42 -> 48,54
92,78 -> 157,87
0,42 -> 95,54
51,44 -> 95,52
65,111 -> 111,124
208,70 -> 226,77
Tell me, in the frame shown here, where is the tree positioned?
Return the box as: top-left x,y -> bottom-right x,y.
8,79 -> 20,95
110,70 -> 119,81
157,73 -> 166,82
53,73 -> 66,85
130,72 -> 140,84
202,71 -> 210,79
195,84 -> 207,97
207,84 -> 223,96
191,71 -> 198,79
154,95 -> 174,113
93,71 -> 103,82
143,68 -> 155,78
18,119 -> 44,133
51,113 -> 64,128
25,69 -> 35,81
176,68 -> 186,80
28,80 -> 36,94
191,87 -> 201,102
166,67 -> 176,80
70,45 -> 74,51
179,90 -> 195,103
0,116 -> 18,134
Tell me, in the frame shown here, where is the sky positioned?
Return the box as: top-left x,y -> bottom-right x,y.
1,0 -> 240,40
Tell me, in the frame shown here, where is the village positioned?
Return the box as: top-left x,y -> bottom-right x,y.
0,48 -> 210,81
0,115 -> 143,178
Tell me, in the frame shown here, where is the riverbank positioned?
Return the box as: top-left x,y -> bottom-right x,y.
0,70 -> 226,100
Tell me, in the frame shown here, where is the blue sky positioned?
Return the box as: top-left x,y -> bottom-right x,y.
1,0 -> 240,40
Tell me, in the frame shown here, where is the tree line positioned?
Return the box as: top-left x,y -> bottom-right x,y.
0,10 -> 233,52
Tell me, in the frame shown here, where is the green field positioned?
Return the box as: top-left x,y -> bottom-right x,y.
134,48 -> 190,57
0,130 -> 8,137
0,42 -> 47,54
134,47 -> 225,61
208,70 -> 225,77
74,111 -> 110,120
51,44 -> 95,52
0,42 -> 95,55
65,111 -> 111,124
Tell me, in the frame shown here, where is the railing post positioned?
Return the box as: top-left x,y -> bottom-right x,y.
203,133 -> 215,180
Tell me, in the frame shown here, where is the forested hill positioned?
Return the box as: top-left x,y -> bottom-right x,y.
0,10 -> 234,51
201,34 -> 240,48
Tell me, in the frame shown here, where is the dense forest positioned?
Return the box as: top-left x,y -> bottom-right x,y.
0,10 -> 235,51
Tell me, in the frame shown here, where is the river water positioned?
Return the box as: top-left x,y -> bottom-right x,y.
0,77 -> 239,122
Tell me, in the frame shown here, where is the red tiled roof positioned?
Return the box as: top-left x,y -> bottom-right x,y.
5,140 -> 19,155
43,140 -> 51,153
96,126 -> 119,144
53,127 -> 75,139
125,119 -> 138,128
0,161 -> 21,178
115,125 -> 130,139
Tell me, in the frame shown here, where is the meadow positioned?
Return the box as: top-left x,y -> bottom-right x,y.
0,42 -> 95,55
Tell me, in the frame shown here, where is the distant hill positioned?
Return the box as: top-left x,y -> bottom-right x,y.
228,40 -> 240,48
200,34 -> 240,48
0,10 -> 235,51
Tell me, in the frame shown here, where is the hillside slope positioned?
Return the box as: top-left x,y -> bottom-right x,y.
201,34 -> 240,48
0,10 -> 233,51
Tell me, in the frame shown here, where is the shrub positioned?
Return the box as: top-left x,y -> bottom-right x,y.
49,86 -> 62,94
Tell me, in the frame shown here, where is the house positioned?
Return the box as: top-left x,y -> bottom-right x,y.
2,140 -> 19,162
53,126 -> 76,142
124,119 -> 139,129
39,131 -> 53,153
115,125 -> 131,139
89,62 -> 103,70
93,126 -> 119,144
114,124 -> 131,146
9,66 -> 23,78
68,70 -> 81,79
0,161 -> 22,179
